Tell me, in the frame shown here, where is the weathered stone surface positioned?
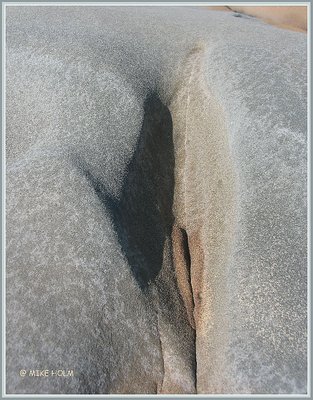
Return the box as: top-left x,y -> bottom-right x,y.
6,6 -> 307,394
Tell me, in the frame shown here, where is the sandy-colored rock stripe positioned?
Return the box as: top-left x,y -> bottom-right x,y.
170,45 -> 236,392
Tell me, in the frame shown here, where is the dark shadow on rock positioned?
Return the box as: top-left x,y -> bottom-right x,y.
114,93 -> 175,288
75,93 -> 175,289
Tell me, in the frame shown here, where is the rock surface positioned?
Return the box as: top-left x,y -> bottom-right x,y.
208,6 -> 307,31
6,6 -> 307,394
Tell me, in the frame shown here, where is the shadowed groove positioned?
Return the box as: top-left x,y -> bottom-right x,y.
75,93 -> 175,289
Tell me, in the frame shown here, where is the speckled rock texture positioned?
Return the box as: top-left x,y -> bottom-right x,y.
6,6 -> 307,394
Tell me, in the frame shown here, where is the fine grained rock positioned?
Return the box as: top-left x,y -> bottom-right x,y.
6,6 -> 307,394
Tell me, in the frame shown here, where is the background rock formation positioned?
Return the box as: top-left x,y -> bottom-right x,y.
208,6 -> 307,31
6,6 -> 307,394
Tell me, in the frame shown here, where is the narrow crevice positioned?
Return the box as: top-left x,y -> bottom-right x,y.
171,224 -> 196,330
180,228 -> 192,284
182,228 -> 198,394
156,310 -> 165,394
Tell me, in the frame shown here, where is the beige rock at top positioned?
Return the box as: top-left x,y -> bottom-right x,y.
208,6 -> 307,32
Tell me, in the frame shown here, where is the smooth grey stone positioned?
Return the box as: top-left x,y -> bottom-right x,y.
6,6 -> 307,394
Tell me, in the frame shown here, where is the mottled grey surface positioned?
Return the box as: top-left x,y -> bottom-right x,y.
6,6 -> 307,394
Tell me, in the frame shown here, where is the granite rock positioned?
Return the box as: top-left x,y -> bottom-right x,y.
6,6 -> 307,394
